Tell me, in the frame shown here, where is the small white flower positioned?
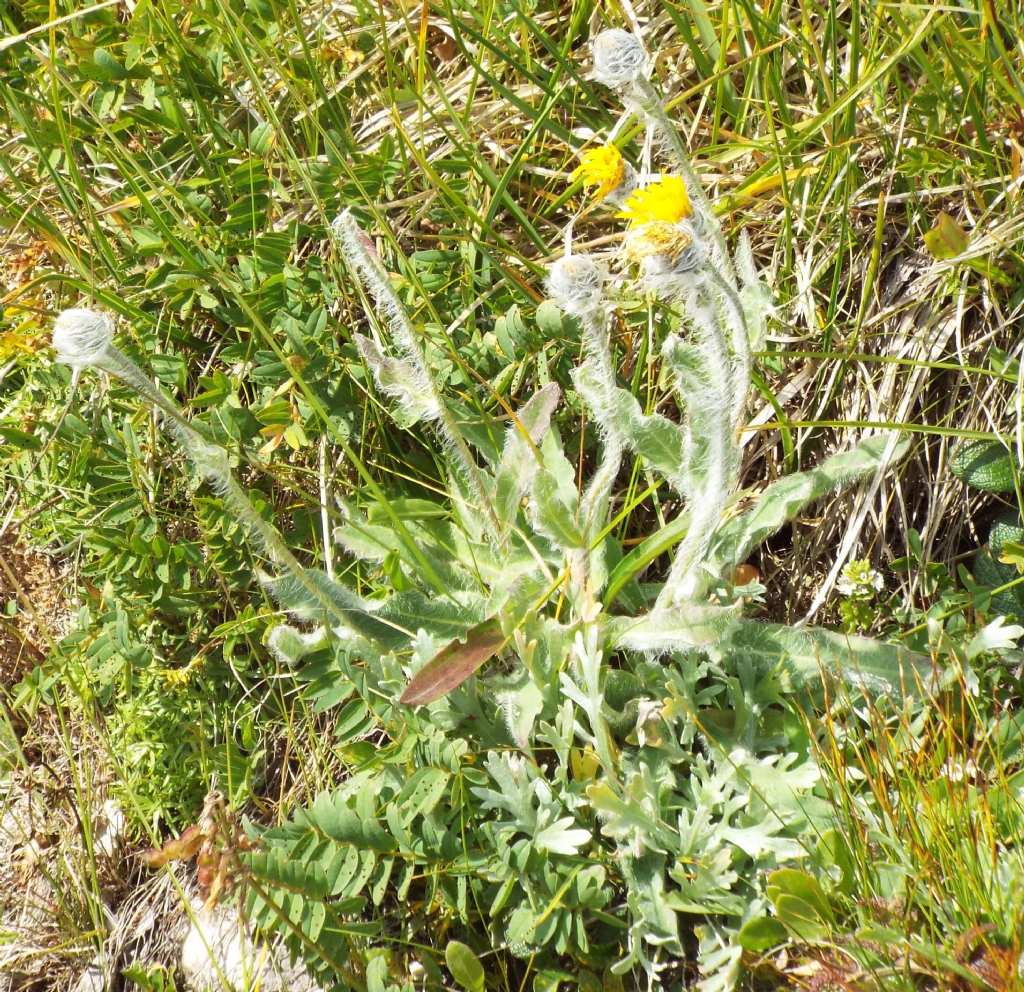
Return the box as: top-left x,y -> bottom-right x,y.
52,308 -> 114,369
836,559 -> 884,597
547,255 -> 604,315
592,29 -> 648,88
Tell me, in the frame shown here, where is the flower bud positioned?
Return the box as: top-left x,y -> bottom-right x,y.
592,29 -> 648,88
547,256 -> 604,315
52,308 -> 114,369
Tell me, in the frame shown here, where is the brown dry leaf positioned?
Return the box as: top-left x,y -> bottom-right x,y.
399,619 -> 506,706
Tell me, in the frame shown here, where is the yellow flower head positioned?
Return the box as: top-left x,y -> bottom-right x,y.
623,221 -> 693,265
573,145 -> 625,201
617,175 -> 692,225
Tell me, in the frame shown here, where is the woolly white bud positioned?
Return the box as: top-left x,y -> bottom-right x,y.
592,29 -> 648,88
52,308 -> 114,369
547,256 -> 604,315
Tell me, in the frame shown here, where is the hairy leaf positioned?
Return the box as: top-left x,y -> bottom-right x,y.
493,383 -> 561,530
609,603 -> 738,654
576,365 -> 686,483
724,619 -> 934,695
354,333 -> 440,427
530,467 -> 585,549
710,435 -> 910,573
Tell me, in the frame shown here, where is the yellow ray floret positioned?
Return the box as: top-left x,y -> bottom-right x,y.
617,175 -> 692,225
573,145 -> 625,200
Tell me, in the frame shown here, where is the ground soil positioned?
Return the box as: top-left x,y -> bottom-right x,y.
0,535 -> 66,686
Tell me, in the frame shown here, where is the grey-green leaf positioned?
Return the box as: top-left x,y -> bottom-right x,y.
710,435 -> 910,573
493,383 -> 561,530
725,619 -> 933,695
575,365 -> 686,484
354,333 -> 440,428
531,467 -> 585,549
608,604 -> 738,654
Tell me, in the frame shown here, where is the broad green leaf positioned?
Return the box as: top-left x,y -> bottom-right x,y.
989,510 -> 1024,554
950,439 -> 1018,493
814,829 -> 855,896
771,894 -> 829,942
972,548 -> 1024,617
766,869 -> 833,924
445,941 -> 485,992
736,916 -> 788,952
710,435 -> 910,572
400,619 -> 506,706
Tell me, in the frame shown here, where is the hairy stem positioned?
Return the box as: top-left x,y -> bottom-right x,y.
333,211 -> 502,537
629,76 -> 736,289
97,347 -> 362,625
704,263 -> 752,430
657,280 -> 736,607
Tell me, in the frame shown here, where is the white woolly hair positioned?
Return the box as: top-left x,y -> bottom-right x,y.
592,29 -> 648,88
547,255 -> 604,316
52,308 -> 114,369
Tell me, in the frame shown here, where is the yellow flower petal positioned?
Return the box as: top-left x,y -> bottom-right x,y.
573,145 -> 626,201
617,175 -> 692,225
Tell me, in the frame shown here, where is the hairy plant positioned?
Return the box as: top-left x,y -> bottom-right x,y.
50,27 -> 941,992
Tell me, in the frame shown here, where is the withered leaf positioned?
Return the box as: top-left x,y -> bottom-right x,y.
399,618 -> 506,707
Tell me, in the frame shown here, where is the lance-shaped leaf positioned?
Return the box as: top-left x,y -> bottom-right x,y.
709,434 -> 910,574
492,383 -> 561,530
575,364 -> 686,484
608,603 -> 738,654
723,619 -> 934,696
736,229 -> 771,351
530,466 -> 586,549
605,511 -> 690,607
400,618 -> 507,706
259,568 -> 408,648
354,333 -> 440,428
375,589 -> 486,641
